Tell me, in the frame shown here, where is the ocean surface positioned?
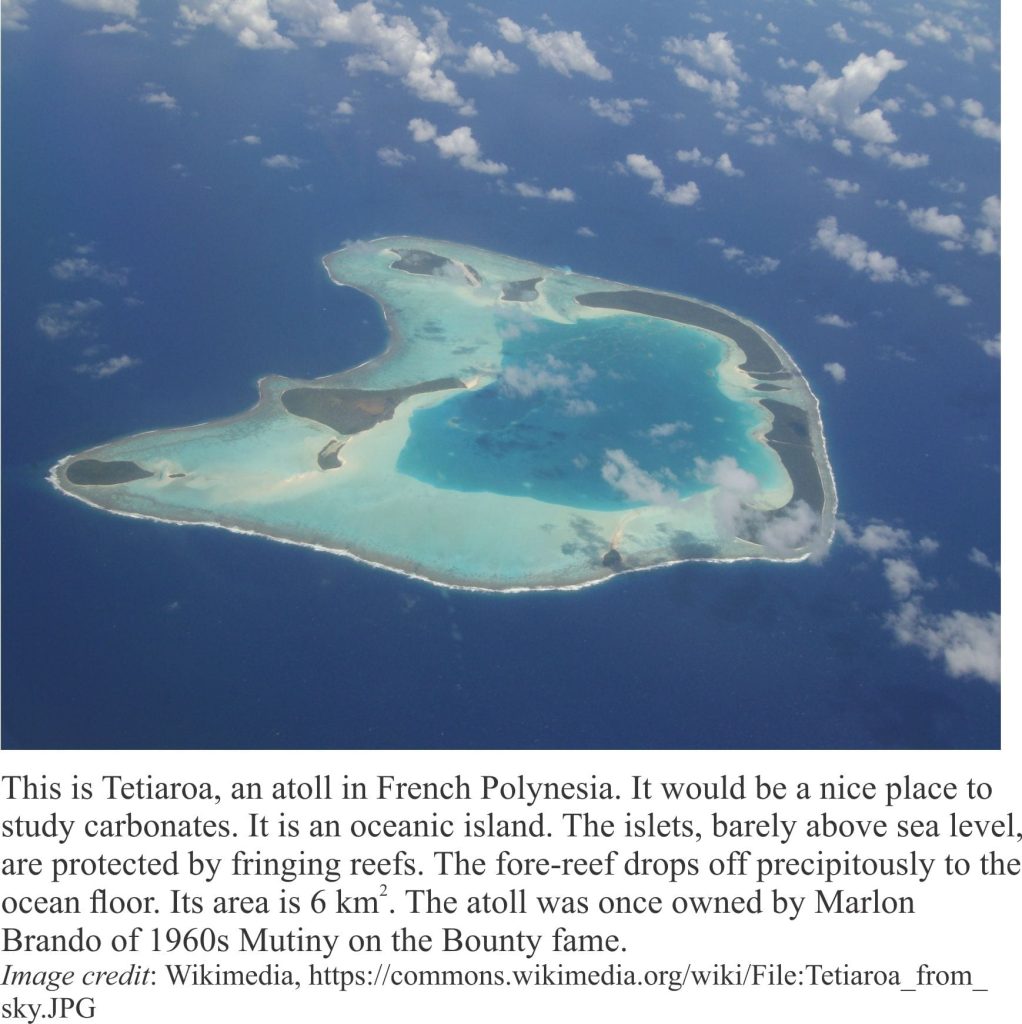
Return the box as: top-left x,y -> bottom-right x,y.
1,1 -> 1000,748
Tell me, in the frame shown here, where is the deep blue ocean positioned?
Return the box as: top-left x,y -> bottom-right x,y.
2,1 -> 999,748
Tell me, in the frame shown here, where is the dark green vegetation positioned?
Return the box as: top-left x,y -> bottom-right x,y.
281,378 -> 466,435
760,399 -> 825,515
575,289 -> 784,374
502,278 -> 542,301
65,459 -> 153,485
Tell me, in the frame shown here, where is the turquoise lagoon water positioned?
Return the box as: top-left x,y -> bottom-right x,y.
50,237 -> 833,590
398,316 -> 779,511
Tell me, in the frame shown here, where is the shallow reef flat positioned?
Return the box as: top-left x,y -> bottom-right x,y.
50,237 -> 836,591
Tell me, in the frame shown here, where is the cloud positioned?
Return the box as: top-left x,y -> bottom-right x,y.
177,0 -> 296,50
814,216 -> 914,284
334,98 -> 354,115
710,240 -> 779,276
624,154 -> 699,206
461,43 -> 517,76
604,450 -> 824,556
64,0 -> 137,16
664,31 -> 745,107
934,283 -> 970,307
959,98 -> 1000,141
862,19 -> 893,38
51,255 -> 129,287
140,88 -> 178,111
823,361 -> 846,382
906,205 -> 966,241
676,147 -> 711,165
835,519 -> 913,555
261,153 -> 304,169
408,119 -> 507,175
500,355 -> 594,399
825,177 -> 859,198
755,501 -> 824,558
497,17 -> 611,80
36,298 -> 103,339
85,19 -> 138,34
969,548 -> 999,573
772,49 -> 906,144
972,195 -> 999,254
882,557 -> 928,598
696,454 -> 759,533
73,354 -> 141,379
672,65 -> 740,107
645,421 -> 691,440
576,226 -> 596,238
239,134 -> 261,145
184,2 -> 483,110
977,334 -> 1000,358
827,22 -> 852,43
601,450 -> 681,507
664,30 -> 745,78
696,458 -> 825,556
2,0 -> 32,30
839,517 -> 997,683
714,152 -> 743,177
918,100 -> 937,117
817,313 -> 853,328
514,182 -> 575,202
886,599 -> 999,684
907,19 -> 951,46
884,149 -> 929,169
588,97 -> 646,126
563,398 -> 598,417
377,146 -> 412,167
832,137 -> 853,155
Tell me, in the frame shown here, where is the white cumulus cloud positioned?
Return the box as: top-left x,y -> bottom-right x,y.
74,353 -> 141,379
461,43 -> 517,77
377,146 -> 412,167
36,299 -> 103,340
972,195 -> 999,254
514,182 -> 575,202
497,17 -> 611,80
825,177 -> 860,198
934,283 -> 970,307
714,153 -> 743,177
65,0 -> 138,16
664,31 -> 745,107
817,313 -> 853,328
178,0 -> 294,50
140,88 -> 178,111
887,600 -> 1000,684
51,255 -> 129,287
772,49 -> 906,144
261,153 -> 304,169
588,97 -> 647,126
814,216 -> 912,284
2,0 -> 33,30
408,119 -> 507,175
959,98 -> 1000,141
601,450 -> 681,507
906,205 -> 966,241
624,154 -> 699,206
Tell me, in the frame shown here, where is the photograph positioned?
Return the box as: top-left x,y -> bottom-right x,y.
2,0 -> 1000,749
